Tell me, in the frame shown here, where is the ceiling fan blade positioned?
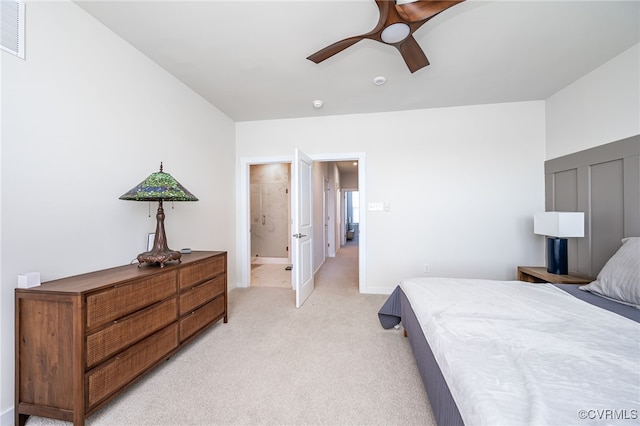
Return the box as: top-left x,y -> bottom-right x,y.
396,0 -> 464,23
397,35 -> 429,73
307,0 -> 389,64
307,36 -> 366,64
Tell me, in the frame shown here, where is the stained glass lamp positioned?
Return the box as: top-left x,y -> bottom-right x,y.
120,162 -> 198,267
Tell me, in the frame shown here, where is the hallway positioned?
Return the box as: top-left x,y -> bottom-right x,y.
250,240 -> 359,290
314,240 -> 359,292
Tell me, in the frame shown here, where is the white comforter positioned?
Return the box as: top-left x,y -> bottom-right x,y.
400,278 -> 640,425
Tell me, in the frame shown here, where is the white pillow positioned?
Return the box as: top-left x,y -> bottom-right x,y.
580,237 -> 640,308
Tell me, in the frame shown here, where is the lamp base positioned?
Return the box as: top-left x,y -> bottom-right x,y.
547,237 -> 568,275
137,249 -> 182,268
136,200 -> 182,267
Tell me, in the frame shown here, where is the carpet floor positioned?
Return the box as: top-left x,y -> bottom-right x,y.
25,243 -> 435,426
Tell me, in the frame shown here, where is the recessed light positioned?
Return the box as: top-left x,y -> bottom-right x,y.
373,76 -> 386,86
313,99 -> 324,108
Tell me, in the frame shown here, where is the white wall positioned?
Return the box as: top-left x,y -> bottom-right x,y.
0,2 -> 236,423
237,101 -> 547,294
341,169 -> 358,190
546,43 -> 640,159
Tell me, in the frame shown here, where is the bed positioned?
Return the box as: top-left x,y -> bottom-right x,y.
378,237 -> 639,425
378,137 -> 640,425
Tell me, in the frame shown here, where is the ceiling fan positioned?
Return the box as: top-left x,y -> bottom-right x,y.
307,0 -> 465,73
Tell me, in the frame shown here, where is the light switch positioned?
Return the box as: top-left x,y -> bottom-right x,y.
368,202 -> 390,212
368,202 -> 384,211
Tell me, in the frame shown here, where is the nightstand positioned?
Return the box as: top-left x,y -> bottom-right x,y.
517,266 -> 593,285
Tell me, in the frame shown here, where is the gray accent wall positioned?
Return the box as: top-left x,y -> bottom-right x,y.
545,135 -> 640,277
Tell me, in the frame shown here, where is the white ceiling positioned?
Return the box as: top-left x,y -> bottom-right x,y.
74,0 -> 640,122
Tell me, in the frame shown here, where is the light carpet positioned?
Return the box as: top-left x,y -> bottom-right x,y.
25,244 -> 435,426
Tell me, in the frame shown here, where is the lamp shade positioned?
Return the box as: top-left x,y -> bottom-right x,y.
534,212 -> 584,238
119,163 -> 198,202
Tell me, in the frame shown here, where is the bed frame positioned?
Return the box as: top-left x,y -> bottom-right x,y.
398,289 -> 465,426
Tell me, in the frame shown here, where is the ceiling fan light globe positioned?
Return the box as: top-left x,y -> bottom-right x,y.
381,23 -> 410,44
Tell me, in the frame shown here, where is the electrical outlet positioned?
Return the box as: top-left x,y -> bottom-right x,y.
423,264 -> 430,273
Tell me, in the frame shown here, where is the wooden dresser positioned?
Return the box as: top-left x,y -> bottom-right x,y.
15,251 -> 227,426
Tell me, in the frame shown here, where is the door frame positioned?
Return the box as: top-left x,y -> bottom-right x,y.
238,152 -> 366,293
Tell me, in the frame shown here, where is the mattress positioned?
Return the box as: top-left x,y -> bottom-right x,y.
379,279 -> 640,425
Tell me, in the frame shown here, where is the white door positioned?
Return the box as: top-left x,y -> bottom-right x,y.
292,149 -> 314,308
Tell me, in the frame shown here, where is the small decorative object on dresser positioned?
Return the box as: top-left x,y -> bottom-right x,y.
15,251 -> 226,426
517,266 -> 592,285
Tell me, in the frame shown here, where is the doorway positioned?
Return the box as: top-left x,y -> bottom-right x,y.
344,190 -> 360,246
239,152 -> 367,295
249,163 -> 292,288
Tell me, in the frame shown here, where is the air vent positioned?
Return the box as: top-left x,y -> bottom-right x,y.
1,0 -> 25,59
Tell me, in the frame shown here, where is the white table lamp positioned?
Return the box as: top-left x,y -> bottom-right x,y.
534,212 -> 584,274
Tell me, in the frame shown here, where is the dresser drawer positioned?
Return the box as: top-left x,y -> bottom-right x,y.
86,298 -> 178,368
86,324 -> 178,409
179,275 -> 225,315
178,255 -> 225,290
179,296 -> 225,342
86,272 -> 177,331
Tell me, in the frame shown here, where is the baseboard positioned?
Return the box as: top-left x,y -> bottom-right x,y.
0,406 -> 14,426
251,256 -> 289,265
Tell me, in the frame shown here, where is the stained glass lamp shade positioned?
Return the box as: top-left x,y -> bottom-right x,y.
120,163 -> 198,267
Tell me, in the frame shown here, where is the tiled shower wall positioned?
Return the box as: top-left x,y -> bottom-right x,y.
250,163 -> 291,258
